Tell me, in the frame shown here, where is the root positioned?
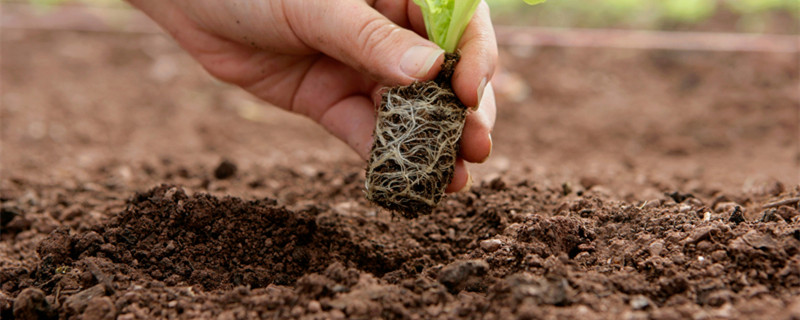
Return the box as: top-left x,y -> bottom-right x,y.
365,79 -> 467,218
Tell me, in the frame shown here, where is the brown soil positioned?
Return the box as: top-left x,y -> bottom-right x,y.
2,27 -> 799,319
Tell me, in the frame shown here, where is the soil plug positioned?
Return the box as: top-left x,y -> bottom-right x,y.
365,0 -> 546,218
366,54 -> 465,217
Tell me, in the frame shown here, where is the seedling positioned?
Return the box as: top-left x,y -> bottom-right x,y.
365,0 -> 545,218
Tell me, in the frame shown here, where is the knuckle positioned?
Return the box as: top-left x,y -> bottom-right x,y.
355,15 -> 399,62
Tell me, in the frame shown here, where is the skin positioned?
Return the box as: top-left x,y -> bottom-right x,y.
127,0 -> 497,192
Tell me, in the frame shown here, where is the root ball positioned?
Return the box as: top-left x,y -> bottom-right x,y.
365,54 -> 466,218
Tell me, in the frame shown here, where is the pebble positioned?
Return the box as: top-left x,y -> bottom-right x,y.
290,305 -> 304,317
630,295 -> 651,310
308,300 -> 321,313
330,309 -> 346,320
480,239 -> 502,252
648,240 -> 665,257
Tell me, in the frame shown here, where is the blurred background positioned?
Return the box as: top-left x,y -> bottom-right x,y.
1,0 -> 798,202
492,0 -> 798,33
9,0 -> 799,32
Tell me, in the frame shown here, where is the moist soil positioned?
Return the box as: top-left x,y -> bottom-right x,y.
2,27 -> 799,319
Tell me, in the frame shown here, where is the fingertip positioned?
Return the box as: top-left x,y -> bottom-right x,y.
400,46 -> 445,80
460,121 -> 492,163
445,159 -> 470,193
459,84 -> 496,163
479,133 -> 493,163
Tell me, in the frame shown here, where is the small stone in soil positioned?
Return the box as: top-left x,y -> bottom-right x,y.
630,295 -> 651,310
438,260 -> 489,293
480,239 -> 502,252
213,159 -> 237,179
307,300 -> 321,313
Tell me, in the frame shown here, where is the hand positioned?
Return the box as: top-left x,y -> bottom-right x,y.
128,0 -> 497,192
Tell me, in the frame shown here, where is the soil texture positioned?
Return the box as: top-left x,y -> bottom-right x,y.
2,25 -> 799,319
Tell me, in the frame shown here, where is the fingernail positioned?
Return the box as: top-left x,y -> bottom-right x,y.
479,133 -> 493,163
458,171 -> 474,193
473,77 -> 487,110
400,46 -> 444,79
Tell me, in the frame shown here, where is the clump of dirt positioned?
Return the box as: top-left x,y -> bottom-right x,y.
100,185 -> 324,289
366,53 -> 467,218
33,185 -> 438,291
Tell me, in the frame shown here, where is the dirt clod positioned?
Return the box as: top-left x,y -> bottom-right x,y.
0,205 -> 21,227
64,284 -> 106,315
81,296 -> 116,320
213,159 -> 237,179
667,191 -> 694,203
438,260 -> 489,293
12,288 -> 55,320
729,206 -> 746,224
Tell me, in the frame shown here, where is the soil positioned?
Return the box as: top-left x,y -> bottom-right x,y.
367,53 -> 466,217
2,25 -> 799,320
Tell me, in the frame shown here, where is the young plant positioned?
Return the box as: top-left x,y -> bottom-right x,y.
365,0 -> 544,218
417,0 -> 546,53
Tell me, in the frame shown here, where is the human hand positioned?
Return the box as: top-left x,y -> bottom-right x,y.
128,0 -> 497,192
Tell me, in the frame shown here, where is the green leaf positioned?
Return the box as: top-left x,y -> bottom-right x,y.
441,0 -> 482,52
413,0 -> 545,52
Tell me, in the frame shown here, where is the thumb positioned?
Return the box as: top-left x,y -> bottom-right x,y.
290,1 -> 445,85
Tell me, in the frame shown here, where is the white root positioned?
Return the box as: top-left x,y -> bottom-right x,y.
365,81 -> 467,217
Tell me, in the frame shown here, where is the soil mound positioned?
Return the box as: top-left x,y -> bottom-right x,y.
36,185 -> 422,290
